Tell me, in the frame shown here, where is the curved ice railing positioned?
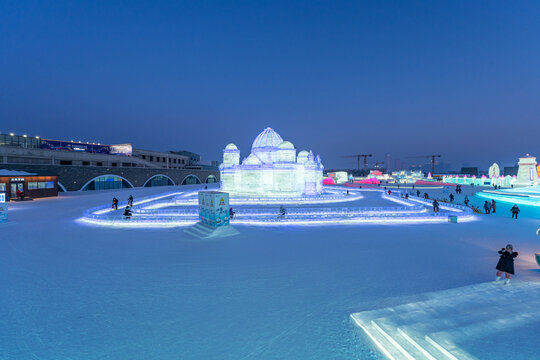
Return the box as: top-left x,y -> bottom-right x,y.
79,189 -> 474,228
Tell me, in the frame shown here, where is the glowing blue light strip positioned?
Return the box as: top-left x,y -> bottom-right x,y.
80,188 -> 475,228
476,191 -> 540,207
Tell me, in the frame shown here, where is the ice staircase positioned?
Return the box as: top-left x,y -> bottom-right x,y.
351,281 -> 540,360
183,222 -> 239,239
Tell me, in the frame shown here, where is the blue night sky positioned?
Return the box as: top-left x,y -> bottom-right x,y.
1,1 -> 540,170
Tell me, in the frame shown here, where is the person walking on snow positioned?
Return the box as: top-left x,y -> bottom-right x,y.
495,244 -> 518,285
464,195 -> 469,206
510,204 -> 520,219
491,199 -> 496,213
112,197 -> 119,210
416,190 -> 420,197
128,195 -> 133,207
449,194 -> 454,203
432,200 -> 439,212
484,201 -> 491,214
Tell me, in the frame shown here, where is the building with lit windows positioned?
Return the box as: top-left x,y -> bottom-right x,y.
0,132 -> 219,192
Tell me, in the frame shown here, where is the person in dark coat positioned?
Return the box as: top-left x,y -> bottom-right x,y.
510,204 -> 520,219
464,195 -> 469,206
449,194 -> 454,203
484,201 -> 491,214
229,207 -> 235,219
496,244 -> 518,284
432,200 -> 439,212
128,195 -> 133,207
112,197 -> 119,210
416,190 -> 420,197
491,199 -> 496,213
123,206 -> 132,218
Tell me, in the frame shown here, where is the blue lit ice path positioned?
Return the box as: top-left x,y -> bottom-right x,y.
79,187 -> 475,228
477,185 -> 540,207
351,280 -> 540,360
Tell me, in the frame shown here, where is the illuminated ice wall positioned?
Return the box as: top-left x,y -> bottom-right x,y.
516,155 -> 538,186
219,127 -> 324,196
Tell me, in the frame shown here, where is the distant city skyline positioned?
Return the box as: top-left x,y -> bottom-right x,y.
2,1 -> 539,170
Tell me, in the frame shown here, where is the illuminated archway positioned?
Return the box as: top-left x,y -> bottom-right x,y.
205,175 -> 217,183
181,175 -> 201,185
143,174 -> 176,187
57,182 -> 67,192
80,174 -> 134,191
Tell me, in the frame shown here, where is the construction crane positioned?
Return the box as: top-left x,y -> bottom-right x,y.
407,155 -> 441,174
341,154 -> 373,170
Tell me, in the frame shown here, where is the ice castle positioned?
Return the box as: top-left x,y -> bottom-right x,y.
219,127 -> 324,196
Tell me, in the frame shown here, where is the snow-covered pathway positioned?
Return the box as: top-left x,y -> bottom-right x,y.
1,185 -> 539,359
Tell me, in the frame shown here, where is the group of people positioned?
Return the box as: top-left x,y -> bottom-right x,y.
111,195 -> 134,218
455,184 -> 463,194
483,199 -> 496,214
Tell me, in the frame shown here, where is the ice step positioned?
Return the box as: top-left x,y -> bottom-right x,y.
351,281 -> 540,359
351,313 -> 468,360
425,335 -> 460,360
350,315 -> 408,360
431,305 -> 540,342
370,320 -> 415,360
376,317 -> 464,360
397,328 -> 437,360
183,222 -> 240,239
374,318 -> 440,359
367,282 -> 540,335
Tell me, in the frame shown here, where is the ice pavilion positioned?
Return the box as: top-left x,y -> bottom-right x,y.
219,127 -> 324,196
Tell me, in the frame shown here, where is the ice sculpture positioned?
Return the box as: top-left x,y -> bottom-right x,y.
219,127 -> 324,196
488,163 -> 500,178
516,154 -> 538,186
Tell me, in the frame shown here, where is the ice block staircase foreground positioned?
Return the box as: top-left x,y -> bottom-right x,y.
351,281 -> 540,360
183,222 -> 240,239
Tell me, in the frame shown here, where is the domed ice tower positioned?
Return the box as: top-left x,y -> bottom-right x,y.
219,127 -> 324,196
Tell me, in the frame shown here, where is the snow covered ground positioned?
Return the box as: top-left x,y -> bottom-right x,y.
1,184 -> 539,359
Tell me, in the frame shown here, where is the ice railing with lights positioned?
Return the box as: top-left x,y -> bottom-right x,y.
79,188 -> 475,228
174,190 -> 364,205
